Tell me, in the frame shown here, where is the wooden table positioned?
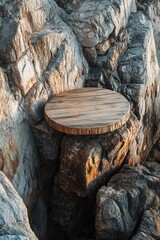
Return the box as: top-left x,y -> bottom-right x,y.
44,88 -> 130,135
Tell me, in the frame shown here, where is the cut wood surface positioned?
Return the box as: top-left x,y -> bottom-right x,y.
44,88 -> 130,135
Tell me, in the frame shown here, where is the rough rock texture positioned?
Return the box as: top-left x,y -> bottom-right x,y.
70,0 -> 136,47
51,113 -> 139,238
1,0 -> 160,239
95,162 -> 160,240
147,140 -> 160,164
58,0 -> 160,165
119,13 -> 160,164
0,0 -> 87,187
83,11 -> 160,163
0,171 -> 37,239
138,0 -> 160,50
50,0 -> 160,239
137,0 -> 160,66
0,67 -> 38,205
50,1 -> 160,238
55,113 -> 138,197
0,0 -> 88,238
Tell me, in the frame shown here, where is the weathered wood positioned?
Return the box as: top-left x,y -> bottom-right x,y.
44,88 -> 130,135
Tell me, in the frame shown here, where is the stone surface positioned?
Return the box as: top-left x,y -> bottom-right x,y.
51,113 -> 139,239
85,68 -> 105,88
138,0 -> 160,51
79,11 -> 160,166
147,140 -> 160,164
0,0 -> 88,238
70,0 -> 136,47
55,113 -> 138,197
50,10 -> 160,232
119,12 -> 160,163
0,66 -> 39,233
95,162 -> 160,240
1,0 -> 160,239
0,236 -> 28,240
0,171 -> 37,239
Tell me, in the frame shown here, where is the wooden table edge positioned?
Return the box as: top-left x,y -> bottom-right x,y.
44,108 -> 131,135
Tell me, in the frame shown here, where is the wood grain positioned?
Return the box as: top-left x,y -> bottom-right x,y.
44,88 -> 130,135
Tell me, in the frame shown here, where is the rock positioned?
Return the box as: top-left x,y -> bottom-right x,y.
55,0 -> 83,13
83,47 -> 97,66
51,185 -> 95,239
157,50 -> 160,66
0,70 -> 38,218
132,209 -> 160,240
137,0 -> 160,51
119,13 -> 159,84
118,12 -> 160,163
96,39 -> 111,55
0,0 -> 87,96
95,163 -> 160,240
0,236 -> 29,240
70,0 -> 136,47
147,140 -> 160,164
95,29 -> 128,90
51,113 -> 139,239
1,0 -> 160,239
85,68 -> 105,88
0,171 -> 37,239
30,123 -> 63,239
55,113 -> 139,197
0,0 -> 88,237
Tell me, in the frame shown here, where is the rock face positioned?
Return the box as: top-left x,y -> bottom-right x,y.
119,12 -> 160,163
0,0 -> 87,238
138,0 -> 160,50
0,0 -> 160,239
0,0 -> 87,187
50,1 -> 160,238
95,162 -> 160,240
70,0 -> 136,47
50,113 -> 139,239
0,171 -> 37,239
147,140 -> 160,164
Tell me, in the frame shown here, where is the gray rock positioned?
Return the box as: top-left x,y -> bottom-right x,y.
132,209 -> 160,240
0,171 -> 37,239
0,236 -> 29,240
95,163 -> 160,240
1,0 -> 160,239
85,68 -> 105,88
118,12 -> 160,163
138,0 -> 160,50
70,0 -> 136,47
147,140 -> 160,164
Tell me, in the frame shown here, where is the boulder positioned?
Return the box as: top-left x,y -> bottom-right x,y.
70,0 -> 136,47
95,163 -> 160,240
0,171 -> 37,239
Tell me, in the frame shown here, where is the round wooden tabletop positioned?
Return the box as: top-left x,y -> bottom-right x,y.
44,88 -> 130,135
